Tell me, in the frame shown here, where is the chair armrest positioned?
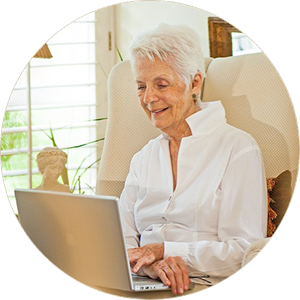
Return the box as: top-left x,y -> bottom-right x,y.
242,238 -> 271,267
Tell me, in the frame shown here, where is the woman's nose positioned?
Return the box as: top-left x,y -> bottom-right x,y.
143,87 -> 159,104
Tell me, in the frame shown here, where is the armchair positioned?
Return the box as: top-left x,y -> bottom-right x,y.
96,53 -> 298,268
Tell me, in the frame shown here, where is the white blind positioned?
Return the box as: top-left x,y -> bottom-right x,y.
1,12 -> 103,211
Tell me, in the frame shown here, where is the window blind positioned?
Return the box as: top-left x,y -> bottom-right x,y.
1,12 -> 102,211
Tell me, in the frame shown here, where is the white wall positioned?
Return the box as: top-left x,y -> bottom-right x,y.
114,1 -> 215,61
92,1 -> 215,156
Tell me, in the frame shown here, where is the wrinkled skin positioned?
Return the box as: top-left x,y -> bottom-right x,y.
128,243 -> 190,295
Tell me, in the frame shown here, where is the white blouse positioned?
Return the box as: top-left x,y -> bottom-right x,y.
120,101 -> 267,278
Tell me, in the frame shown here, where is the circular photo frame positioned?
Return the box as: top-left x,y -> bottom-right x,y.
0,1 -> 299,299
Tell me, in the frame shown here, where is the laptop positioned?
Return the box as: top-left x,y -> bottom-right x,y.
15,189 -> 194,292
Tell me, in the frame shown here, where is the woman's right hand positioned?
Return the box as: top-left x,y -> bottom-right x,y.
141,256 -> 191,295
128,243 -> 164,273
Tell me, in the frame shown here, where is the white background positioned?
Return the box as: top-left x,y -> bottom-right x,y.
0,1 -> 299,299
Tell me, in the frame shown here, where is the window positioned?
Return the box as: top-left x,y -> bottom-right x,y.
231,32 -> 261,56
1,12 -> 107,213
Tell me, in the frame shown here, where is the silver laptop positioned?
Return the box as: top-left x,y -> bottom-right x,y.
14,189 -> 182,292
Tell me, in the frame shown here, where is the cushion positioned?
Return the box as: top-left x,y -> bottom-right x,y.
267,170 -> 292,237
269,170 -> 292,228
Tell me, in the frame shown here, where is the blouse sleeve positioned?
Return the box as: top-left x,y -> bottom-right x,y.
164,144 -> 268,277
119,153 -> 141,249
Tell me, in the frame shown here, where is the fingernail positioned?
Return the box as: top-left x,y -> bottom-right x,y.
179,288 -> 183,294
184,284 -> 189,290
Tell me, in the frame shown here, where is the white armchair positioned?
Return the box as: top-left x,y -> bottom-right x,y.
96,52 -> 298,266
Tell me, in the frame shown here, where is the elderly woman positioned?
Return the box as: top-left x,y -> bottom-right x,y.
120,23 -> 267,295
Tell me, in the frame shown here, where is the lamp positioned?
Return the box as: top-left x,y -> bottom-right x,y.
34,43 -> 52,59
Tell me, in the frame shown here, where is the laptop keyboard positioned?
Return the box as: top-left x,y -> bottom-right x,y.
133,275 -> 162,285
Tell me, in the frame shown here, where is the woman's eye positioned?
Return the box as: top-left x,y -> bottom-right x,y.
158,85 -> 167,89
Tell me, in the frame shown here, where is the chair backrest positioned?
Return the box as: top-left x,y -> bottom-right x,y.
96,60 -> 160,197
96,54 -> 299,219
202,53 -> 298,188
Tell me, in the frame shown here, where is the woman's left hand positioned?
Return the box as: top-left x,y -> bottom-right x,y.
128,243 -> 164,273
141,256 -> 191,295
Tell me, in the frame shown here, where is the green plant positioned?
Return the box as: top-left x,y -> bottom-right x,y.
2,47 -> 122,196
116,45 -> 123,61
42,118 -> 106,194
1,111 -> 27,169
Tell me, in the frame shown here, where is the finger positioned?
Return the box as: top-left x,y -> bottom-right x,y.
162,264 -> 177,294
132,255 -> 154,273
156,269 -> 171,287
169,260 -> 184,294
132,259 -> 144,273
177,259 -> 190,290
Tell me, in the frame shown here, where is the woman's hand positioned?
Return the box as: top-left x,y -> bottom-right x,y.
128,243 -> 164,273
142,256 -> 190,295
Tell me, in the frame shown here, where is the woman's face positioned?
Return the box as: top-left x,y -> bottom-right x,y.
134,57 -> 201,134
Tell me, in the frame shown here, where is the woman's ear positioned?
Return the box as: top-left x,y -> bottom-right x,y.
191,72 -> 203,95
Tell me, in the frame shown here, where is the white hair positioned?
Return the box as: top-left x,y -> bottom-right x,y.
129,23 -> 206,88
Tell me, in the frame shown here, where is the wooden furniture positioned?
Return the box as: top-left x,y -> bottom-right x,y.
208,17 -> 240,57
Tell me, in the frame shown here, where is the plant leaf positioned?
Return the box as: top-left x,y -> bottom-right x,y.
71,156 -> 101,193
85,183 -> 95,194
39,128 -> 52,140
86,118 -> 107,122
78,157 -> 101,178
62,138 -> 104,150
49,128 -> 58,147
71,157 -> 101,193
71,154 -> 92,190
98,63 -> 108,78
116,45 -> 123,61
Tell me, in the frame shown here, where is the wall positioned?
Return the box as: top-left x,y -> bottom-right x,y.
114,1 -> 215,61
93,1 -> 215,161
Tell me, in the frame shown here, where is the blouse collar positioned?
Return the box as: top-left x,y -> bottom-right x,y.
161,100 -> 227,140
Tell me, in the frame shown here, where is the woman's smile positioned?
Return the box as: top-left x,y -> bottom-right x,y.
150,107 -> 169,116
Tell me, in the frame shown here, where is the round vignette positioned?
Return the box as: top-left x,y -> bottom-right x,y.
1,1 -> 299,299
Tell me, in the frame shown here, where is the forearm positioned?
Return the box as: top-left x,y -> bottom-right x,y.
164,238 -> 255,277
